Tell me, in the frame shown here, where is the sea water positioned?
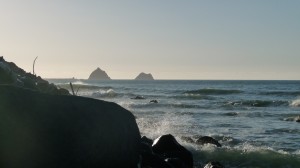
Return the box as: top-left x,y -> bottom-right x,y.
49,79 -> 300,168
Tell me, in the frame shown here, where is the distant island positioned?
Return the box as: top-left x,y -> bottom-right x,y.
135,72 -> 154,80
88,67 -> 111,80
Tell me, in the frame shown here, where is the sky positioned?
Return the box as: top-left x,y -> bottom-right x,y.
1,0 -> 300,80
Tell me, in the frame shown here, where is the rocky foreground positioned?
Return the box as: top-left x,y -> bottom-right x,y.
0,57 -> 223,168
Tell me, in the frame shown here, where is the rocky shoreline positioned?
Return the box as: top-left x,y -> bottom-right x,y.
0,57 -> 223,168
0,56 -> 69,95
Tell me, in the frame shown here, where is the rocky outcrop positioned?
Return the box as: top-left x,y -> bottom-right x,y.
88,67 -> 111,80
0,56 -> 69,95
0,85 -> 140,168
135,72 -> 154,80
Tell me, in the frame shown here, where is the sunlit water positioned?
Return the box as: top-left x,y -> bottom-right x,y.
49,79 -> 300,167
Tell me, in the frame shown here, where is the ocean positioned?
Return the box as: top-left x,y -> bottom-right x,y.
49,79 -> 300,168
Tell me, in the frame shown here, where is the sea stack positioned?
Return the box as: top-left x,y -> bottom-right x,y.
88,67 -> 111,80
135,72 -> 154,80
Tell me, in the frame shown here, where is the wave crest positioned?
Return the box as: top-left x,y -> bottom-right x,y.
290,98 -> 300,107
91,89 -> 117,98
184,88 -> 242,95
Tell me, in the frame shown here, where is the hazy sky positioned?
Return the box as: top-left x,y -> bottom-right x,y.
1,0 -> 299,79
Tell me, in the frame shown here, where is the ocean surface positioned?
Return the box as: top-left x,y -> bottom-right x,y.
49,79 -> 300,168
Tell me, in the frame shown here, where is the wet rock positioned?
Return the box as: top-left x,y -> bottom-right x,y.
0,85 -> 140,168
141,141 -> 153,155
196,136 -> 222,147
165,158 -> 186,168
223,112 -> 239,116
150,100 -> 158,103
141,136 -> 154,146
131,95 -> 145,99
203,161 -> 224,168
140,136 -> 171,168
141,152 -> 172,168
152,134 -> 193,168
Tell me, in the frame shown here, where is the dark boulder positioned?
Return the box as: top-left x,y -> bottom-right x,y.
0,85 -> 140,168
152,134 -> 193,168
150,100 -> 158,103
141,141 -> 153,154
203,161 -> 224,168
140,136 -> 171,168
165,158 -> 186,168
141,136 -> 154,146
141,152 -> 172,168
196,136 -> 222,147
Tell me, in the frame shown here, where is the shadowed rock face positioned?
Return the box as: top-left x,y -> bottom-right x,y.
203,161 -> 224,168
135,72 -> 154,80
152,134 -> 193,168
88,67 -> 111,80
0,57 -> 69,95
0,85 -> 140,168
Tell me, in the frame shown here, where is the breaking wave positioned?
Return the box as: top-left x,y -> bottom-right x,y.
290,98 -> 300,107
91,89 -> 118,98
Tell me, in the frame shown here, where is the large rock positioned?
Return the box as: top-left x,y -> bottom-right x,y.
0,85 -> 140,168
88,67 -> 111,80
135,72 -> 154,80
152,134 -> 193,168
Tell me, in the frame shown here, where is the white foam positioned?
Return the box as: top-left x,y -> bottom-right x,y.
72,80 -> 88,85
92,89 -> 117,98
290,98 -> 300,107
293,149 -> 300,155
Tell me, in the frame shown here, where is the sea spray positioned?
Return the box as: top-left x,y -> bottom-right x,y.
290,98 -> 300,107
